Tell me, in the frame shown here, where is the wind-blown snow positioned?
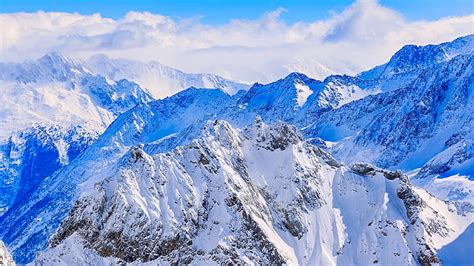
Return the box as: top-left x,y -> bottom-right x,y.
85,54 -> 249,98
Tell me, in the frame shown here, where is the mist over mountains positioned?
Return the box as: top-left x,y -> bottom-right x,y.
0,33 -> 473,265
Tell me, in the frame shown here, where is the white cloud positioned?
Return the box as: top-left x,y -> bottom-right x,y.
1,0 -> 473,83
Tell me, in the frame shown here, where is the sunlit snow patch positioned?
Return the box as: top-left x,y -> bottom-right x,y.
295,82 -> 312,107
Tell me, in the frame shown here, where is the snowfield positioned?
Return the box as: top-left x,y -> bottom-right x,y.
0,35 -> 473,265
35,120 -> 473,265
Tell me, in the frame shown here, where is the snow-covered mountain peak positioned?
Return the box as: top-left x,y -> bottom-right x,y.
85,54 -> 250,98
2,34 -> 474,265
0,52 -> 249,140
301,47 -> 474,207
0,53 -> 87,85
359,34 -> 474,80
284,58 -> 336,81
38,52 -> 81,70
281,72 -> 313,83
0,53 -> 156,140
31,119 -> 472,265
243,118 -> 302,151
386,44 -> 447,74
441,34 -> 474,58
236,72 -> 321,121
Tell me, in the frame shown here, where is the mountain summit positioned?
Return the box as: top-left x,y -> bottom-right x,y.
0,35 -> 473,265
36,120 -> 473,265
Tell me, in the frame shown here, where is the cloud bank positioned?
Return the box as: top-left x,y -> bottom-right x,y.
1,0 -> 473,83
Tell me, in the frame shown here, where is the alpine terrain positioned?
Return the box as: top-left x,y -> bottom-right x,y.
0,34 -> 473,265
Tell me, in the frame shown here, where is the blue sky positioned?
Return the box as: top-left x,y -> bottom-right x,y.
1,0 -> 472,83
1,0 -> 473,24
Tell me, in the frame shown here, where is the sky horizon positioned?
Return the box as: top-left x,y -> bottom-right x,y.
1,0 -> 473,83
2,0 -> 473,24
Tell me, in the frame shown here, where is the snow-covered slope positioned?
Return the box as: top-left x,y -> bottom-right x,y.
0,52 -> 245,222
304,52 -> 474,202
306,52 -> 473,164
228,72 -> 377,125
0,53 -> 153,140
234,73 -> 322,122
359,34 -> 474,81
0,125 -> 97,216
0,54 -> 154,222
86,54 -> 249,98
0,53 -> 85,84
0,52 -> 247,140
1,35 -> 473,265
0,88 -> 242,263
35,120 -> 472,265
411,140 -> 474,205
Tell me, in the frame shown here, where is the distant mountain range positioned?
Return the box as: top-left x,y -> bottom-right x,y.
0,53 -> 248,140
86,54 -> 249,98
0,34 -> 473,265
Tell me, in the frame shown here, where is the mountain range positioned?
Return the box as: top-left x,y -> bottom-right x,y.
0,34 -> 473,265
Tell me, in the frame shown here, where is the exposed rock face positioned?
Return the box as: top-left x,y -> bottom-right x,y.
80,75 -> 154,116
351,163 -> 403,180
0,125 -> 97,216
304,44 -> 474,205
0,241 -> 15,266
396,186 -> 441,265
36,121 -> 472,265
2,35 -> 474,264
306,52 -> 474,168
